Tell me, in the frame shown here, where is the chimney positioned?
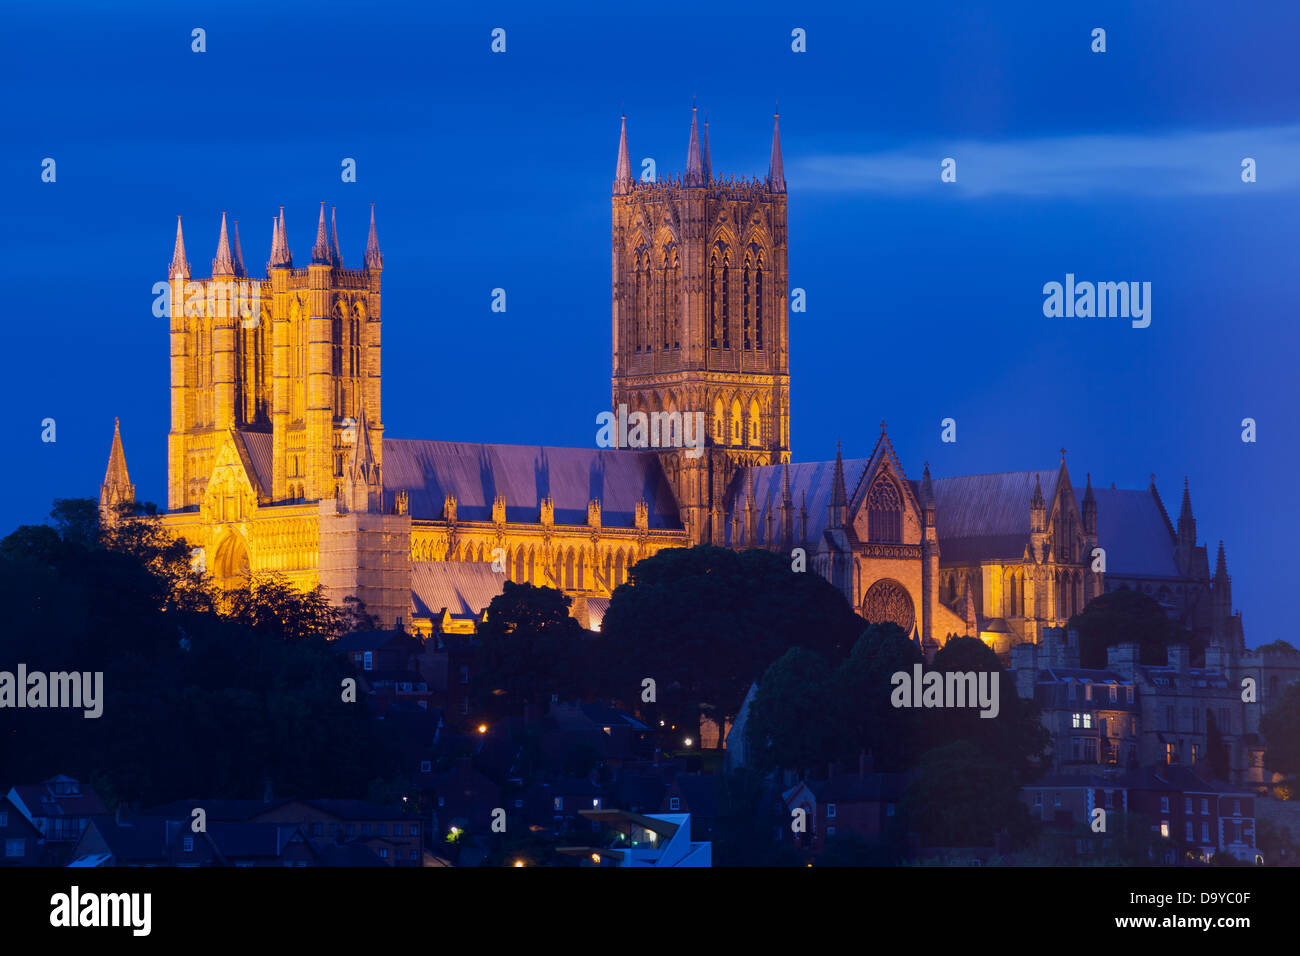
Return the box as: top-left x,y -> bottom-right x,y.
1011,641 -> 1038,700
1065,628 -> 1081,667
1106,642 -> 1140,677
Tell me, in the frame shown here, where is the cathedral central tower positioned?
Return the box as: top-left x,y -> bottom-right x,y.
610,109 -> 791,543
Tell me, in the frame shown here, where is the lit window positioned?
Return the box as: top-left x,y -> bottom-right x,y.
1160,822 -> 1170,839
1082,713 -> 1093,729
362,651 -> 373,671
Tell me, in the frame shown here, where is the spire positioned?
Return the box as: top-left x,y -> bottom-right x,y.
701,113 -> 712,184
1082,472 -> 1097,535
269,207 -> 292,268
782,461 -> 792,506
231,219 -> 246,276
1215,540 -> 1228,579
212,212 -> 234,276
364,203 -> 383,270
829,439 -> 848,528
1178,476 -> 1194,526
169,215 -> 189,279
99,418 -> 136,526
684,107 -> 704,186
1031,473 -> 1045,510
344,407 -> 381,513
614,115 -> 633,194
767,112 -> 786,193
329,206 -> 342,267
312,202 -> 330,263
920,462 -> 934,508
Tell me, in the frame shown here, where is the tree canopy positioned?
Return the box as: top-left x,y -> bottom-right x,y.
473,581 -> 591,718
0,499 -> 394,806
1069,588 -> 1199,668
598,545 -> 864,734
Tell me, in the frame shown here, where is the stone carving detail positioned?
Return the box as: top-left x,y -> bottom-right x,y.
862,578 -> 915,633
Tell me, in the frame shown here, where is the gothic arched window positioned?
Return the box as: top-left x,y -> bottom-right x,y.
713,397 -> 725,442
730,398 -> 742,445
748,398 -> 761,446
709,252 -> 719,348
743,256 -> 752,350
668,247 -> 680,349
867,478 -> 903,543
721,253 -> 731,348
755,254 -> 765,349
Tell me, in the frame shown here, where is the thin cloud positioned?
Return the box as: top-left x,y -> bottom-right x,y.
791,125 -> 1300,197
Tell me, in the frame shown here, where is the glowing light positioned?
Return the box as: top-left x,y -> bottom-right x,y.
513,860 -> 525,867
478,724 -> 487,734
591,853 -> 601,864
684,737 -> 693,747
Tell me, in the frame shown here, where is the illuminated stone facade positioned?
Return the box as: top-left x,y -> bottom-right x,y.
99,111 -> 1245,654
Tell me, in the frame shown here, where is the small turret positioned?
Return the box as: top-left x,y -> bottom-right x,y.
614,115 -> 632,195
767,112 -> 785,193
364,203 -> 383,271
311,202 -> 330,264
828,439 -> 848,530
169,216 -> 189,279
684,107 -> 704,186
99,418 -> 135,527
212,212 -> 234,276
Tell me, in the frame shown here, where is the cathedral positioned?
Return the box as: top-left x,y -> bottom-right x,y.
100,109 -> 1244,661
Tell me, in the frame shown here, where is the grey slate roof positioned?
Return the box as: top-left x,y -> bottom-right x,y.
1089,487 -> 1179,578
723,457 -> 872,547
235,432 -> 681,531
729,458 -> 1182,580
410,561 -> 504,617
384,439 -> 682,529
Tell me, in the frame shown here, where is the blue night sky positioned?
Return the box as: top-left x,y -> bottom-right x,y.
2,1 -> 1296,642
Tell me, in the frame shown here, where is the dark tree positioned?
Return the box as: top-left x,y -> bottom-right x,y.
1261,680 -> 1300,779
925,636 -> 1050,784
599,545 -> 863,736
745,647 -> 836,776
474,581 -> 589,719
901,740 -> 1037,850
828,622 -> 924,771
1069,588 -> 1199,668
